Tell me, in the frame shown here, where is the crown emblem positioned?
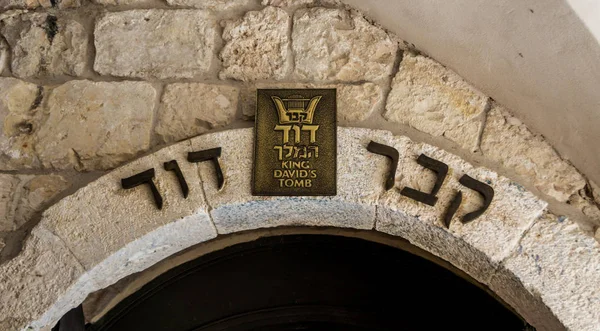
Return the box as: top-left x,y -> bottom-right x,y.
271,95 -> 322,125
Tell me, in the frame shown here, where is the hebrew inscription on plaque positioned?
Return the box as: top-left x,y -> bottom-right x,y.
253,89 -> 337,196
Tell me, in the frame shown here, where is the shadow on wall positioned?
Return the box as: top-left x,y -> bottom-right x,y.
342,0 -> 600,187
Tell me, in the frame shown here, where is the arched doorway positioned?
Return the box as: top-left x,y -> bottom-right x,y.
88,234 -> 529,331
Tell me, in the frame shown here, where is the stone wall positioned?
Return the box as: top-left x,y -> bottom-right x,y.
0,0 -> 598,282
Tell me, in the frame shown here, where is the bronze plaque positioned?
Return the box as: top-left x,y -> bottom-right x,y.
253,89 -> 337,196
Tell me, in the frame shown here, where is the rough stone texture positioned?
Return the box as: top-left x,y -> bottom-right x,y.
94,10 -> 216,79
220,7 -> 290,81
384,53 -> 487,151
0,37 -> 8,74
292,8 -> 397,82
0,12 -> 88,78
0,0 -> 79,10
0,173 -> 69,231
156,83 -> 239,143
92,0 -> 153,5
189,128 -> 386,233
41,141 -> 217,290
569,186 -> 600,224
0,77 -> 42,170
488,266 -> 566,331
36,80 -> 156,170
262,0 -> 314,7
0,226 -> 91,330
166,0 -> 254,10
481,105 -> 586,202
375,135 -> 547,283
504,212 -> 600,330
240,82 -> 382,121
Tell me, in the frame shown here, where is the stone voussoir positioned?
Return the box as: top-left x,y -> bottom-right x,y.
94,10 -> 217,79
0,77 -> 42,170
481,104 -> 586,202
0,12 -> 88,78
384,52 -> 487,152
292,7 -> 398,82
220,6 -> 290,81
503,212 -> 600,330
0,173 -> 69,232
0,0 -> 79,10
35,80 -> 157,171
156,83 -> 239,143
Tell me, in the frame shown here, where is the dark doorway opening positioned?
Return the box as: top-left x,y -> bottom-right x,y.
88,234 -> 530,331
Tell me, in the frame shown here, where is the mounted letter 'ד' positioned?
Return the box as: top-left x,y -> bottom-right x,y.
253,89 -> 337,196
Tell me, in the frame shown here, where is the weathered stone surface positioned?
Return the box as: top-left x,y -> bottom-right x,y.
292,8 -> 397,82
504,212 -> 600,330
0,77 -> 42,170
0,37 -> 8,74
36,80 -> 156,170
240,82 -> 382,121
0,12 -> 88,78
0,174 -> 69,231
189,128 -> 384,233
94,10 -> 216,79
0,0 -> 79,10
0,226 -> 90,330
41,141 -> 216,289
488,266 -> 566,330
384,53 -> 487,151
92,0 -> 153,5
220,6 -> 290,81
481,105 -> 586,202
166,0 -> 254,10
337,83 -> 382,121
568,186 -> 600,224
262,0 -> 314,7
156,83 -> 239,143
376,135 -> 547,282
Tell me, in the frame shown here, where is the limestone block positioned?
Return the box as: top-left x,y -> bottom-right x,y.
481,105 -> 586,202
384,53 -> 487,151
568,186 -> 600,223
220,6 -> 290,81
94,10 -> 217,79
41,141 -> 216,289
189,128 -> 391,233
241,82 -> 382,121
376,136 -> 547,278
0,173 -> 69,231
0,226 -> 90,331
0,37 -> 8,74
503,213 -> 600,330
0,174 -> 20,231
488,266 -> 566,331
166,0 -> 254,10
292,8 -> 397,82
262,0 -> 314,7
0,0 -> 79,10
0,77 -> 42,170
36,80 -> 156,170
0,12 -> 88,78
92,0 -> 156,5
156,83 -> 239,143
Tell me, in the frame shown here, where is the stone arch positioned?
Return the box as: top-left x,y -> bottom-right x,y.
1,128 -> 599,330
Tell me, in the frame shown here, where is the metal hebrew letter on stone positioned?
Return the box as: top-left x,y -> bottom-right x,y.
366,141 -> 399,191
164,160 -> 189,198
188,147 -> 224,190
400,154 -> 448,206
121,168 -> 163,210
442,175 -> 494,228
